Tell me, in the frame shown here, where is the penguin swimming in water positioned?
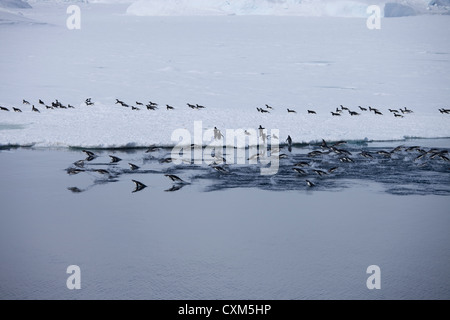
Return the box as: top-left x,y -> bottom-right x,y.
306,180 -> 315,187
293,161 -> 310,167
66,168 -> 85,175
313,169 -> 327,176
328,167 -> 338,173
211,165 -> 228,174
109,155 -> 122,163
164,174 -> 185,183
82,150 -> 96,157
129,163 -> 140,170
292,167 -> 306,174
132,180 -> 147,193
94,169 -> 109,175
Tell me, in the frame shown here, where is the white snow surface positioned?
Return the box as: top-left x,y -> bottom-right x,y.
0,3 -> 449,148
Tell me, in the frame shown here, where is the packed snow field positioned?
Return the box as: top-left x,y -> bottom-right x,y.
1,2 -> 450,148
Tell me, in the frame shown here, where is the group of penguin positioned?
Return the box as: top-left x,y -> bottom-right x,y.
1,99 -> 449,116
65,133 -> 449,193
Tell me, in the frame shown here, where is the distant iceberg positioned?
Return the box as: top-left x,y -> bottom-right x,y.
384,3 -> 416,17
125,0 -> 449,17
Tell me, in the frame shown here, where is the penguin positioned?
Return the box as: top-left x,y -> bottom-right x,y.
82,150 -> 96,158
340,105 -> 349,111
348,111 -> 360,116
308,110 -> 317,114
306,180 -> 315,187
339,157 -> 354,163
145,146 -> 159,153
308,150 -> 324,157
39,99 -> 45,105
328,167 -> 338,173
394,113 -> 404,118
331,112 -> 341,116
68,104 -> 75,109
260,108 -> 270,113
164,174 -> 185,183
94,169 -> 109,175
132,180 -> 147,193
389,109 -> 399,113
258,125 -> 265,137
146,104 -> 157,110
265,104 -> 273,110
32,105 -> 40,113
292,167 -> 306,174
196,104 -> 206,109
166,105 -> 174,110
66,168 -> 85,175
359,151 -> 373,159
313,169 -> 327,176
109,155 -> 122,163
131,106 -> 140,110
374,110 -> 383,115
187,103 -> 196,109
159,157 -> 173,163
214,127 -> 224,140
0,106 -> 9,111
23,99 -> 30,105
287,108 -> 296,113
136,101 -> 143,106
129,163 -> 140,170
359,106 -> 367,111
293,161 -> 310,167
376,150 -> 391,157
211,165 -> 228,173
286,135 -> 292,146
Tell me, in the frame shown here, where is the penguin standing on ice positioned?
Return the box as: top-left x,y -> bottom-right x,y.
214,127 -> 224,140
286,135 -> 292,146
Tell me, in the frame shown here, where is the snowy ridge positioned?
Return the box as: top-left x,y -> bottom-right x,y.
125,0 -> 448,17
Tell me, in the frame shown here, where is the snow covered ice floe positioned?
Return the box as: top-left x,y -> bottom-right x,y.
0,2 -> 449,149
